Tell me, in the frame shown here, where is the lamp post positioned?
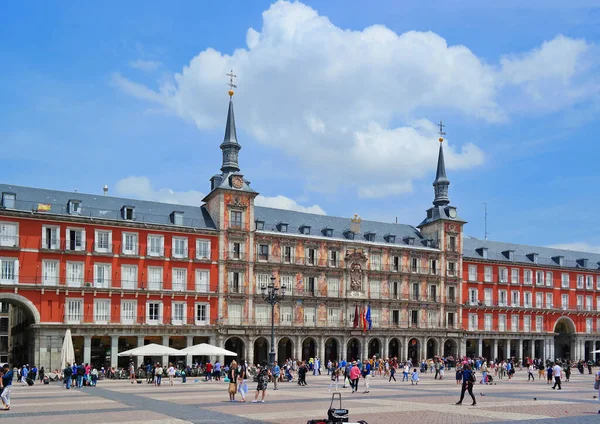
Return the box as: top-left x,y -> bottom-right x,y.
261,275 -> 286,368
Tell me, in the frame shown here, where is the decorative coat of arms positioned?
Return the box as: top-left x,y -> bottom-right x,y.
345,251 -> 368,293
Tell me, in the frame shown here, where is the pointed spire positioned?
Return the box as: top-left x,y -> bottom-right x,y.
220,71 -> 241,173
433,121 -> 450,207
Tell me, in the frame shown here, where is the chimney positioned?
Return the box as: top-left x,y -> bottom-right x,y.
350,214 -> 361,234
103,185 -> 109,196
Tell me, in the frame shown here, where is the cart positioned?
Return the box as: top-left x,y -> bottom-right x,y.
306,393 -> 368,424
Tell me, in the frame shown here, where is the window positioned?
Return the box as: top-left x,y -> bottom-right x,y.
147,235 -> 164,257
278,223 -> 288,233
229,271 -> 242,293
195,270 -> 209,292
469,288 -> 478,306
257,273 -> 270,293
545,271 -> 553,287
597,277 -> 600,290
0,258 -> 18,284
447,312 -> 455,328
546,293 -> 553,309
524,292 -> 532,308
147,267 -> 163,290
121,300 -> 136,324
172,268 -> 187,292
329,250 -> 339,267
281,275 -> 293,295
597,297 -> 600,312
1,193 -> 15,209
586,295 -> 592,311
369,280 -> 380,299
498,314 -> 506,332
430,259 -> 438,275
499,267 -> 508,283
280,305 -> 292,325
523,315 -> 531,332
535,292 -> 543,308
468,265 -> 477,282
255,221 -> 264,230
392,309 -> 401,326
231,242 -> 243,259
196,239 -> 211,260
66,228 -> 85,251
172,302 -> 186,325
255,305 -> 269,325
535,316 -> 543,332
228,304 -> 242,325
577,275 -> 584,289
327,308 -> 340,326
304,306 -> 316,326
305,248 -> 316,265
41,226 -> 59,250
195,303 -> 210,325
511,315 -> 519,332
524,270 -> 532,285
258,244 -> 269,261
468,314 -> 478,331
94,230 -> 112,253
586,275 -> 594,289
300,226 -> 311,235
511,291 -> 520,307
282,246 -> 293,263
67,200 -> 81,214
410,310 -> 419,326
327,277 -> 339,297
411,258 -> 419,273
370,253 -> 382,271
65,299 -> 83,324
484,266 -> 492,282
66,262 -> 84,288
577,295 -> 584,310
561,294 -> 569,310
172,237 -> 188,259
586,318 -> 593,334
122,233 -> 138,255
146,301 -> 162,324
535,271 -> 544,286
230,210 -> 243,228
94,263 -> 111,288
122,206 -> 135,220
561,273 -> 570,288
121,265 -> 137,290
324,228 -> 334,237
448,262 -> 456,277
447,286 -> 456,303
42,260 -> 59,286
304,276 -> 315,295
484,314 -> 492,331
429,284 -> 438,301
511,268 -> 519,285
94,299 -> 110,324
448,236 -> 457,251
411,283 -> 420,300
172,211 -> 183,226
484,288 -> 492,306
498,290 -> 507,307
371,309 -> 380,328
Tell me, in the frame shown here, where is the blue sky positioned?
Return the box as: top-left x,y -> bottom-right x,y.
1,0 -> 600,251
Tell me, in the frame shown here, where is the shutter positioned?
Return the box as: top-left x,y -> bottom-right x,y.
108,231 -> 113,249
14,259 -> 19,283
159,303 -> 164,324
183,302 -> 188,325
160,237 -> 164,256
206,240 -> 211,259
94,230 -> 99,250
66,229 -> 70,249
145,303 -> 150,324
41,227 -> 47,248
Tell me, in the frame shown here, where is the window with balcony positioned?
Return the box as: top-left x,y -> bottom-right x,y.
327,307 -> 340,326
195,303 -> 210,325
280,305 -> 292,325
147,235 -> 164,257
171,302 -> 186,325
230,210 -> 243,228
524,292 -> 532,308
586,295 -> 592,311
94,299 -> 110,324
468,265 -> 477,281
535,270 -> 544,286
282,246 -> 293,263
66,299 -> 83,324
122,233 -> 138,255
586,275 -> 594,290
120,265 -> 137,290
304,277 -> 315,295
448,236 -> 457,252
229,271 -> 242,293
172,268 -> 187,292
511,315 -> 519,332
196,239 -> 211,260
447,286 -> 456,303
535,315 -> 543,332
0,258 -> 17,285
545,272 -> 553,287
448,262 -> 457,276
523,315 -> 531,332
511,291 -> 520,307
577,295 -> 584,310
561,273 -> 570,288
498,314 -> 506,332
66,262 -> 84,288
281,275 -> 293,295
369,280 -> 380,299
392,256 -> 400,272
498,290 -> 507,306
94,263 -> 111,288
447,312 -> 455,328
227,304 -> 242,325
577,275 -> 584,289
231,242 -> 243,259
499,267 -> 508,283
410,310 -> 419,327
484,314 -> 492,331
94,230 -> 112,253
411,257 -> 419,273
195,270 -> 209,293
121,300 -> 136,324
597,297 -> 600,312
429,284 -> 438,302
172,237 -> 188,259
484,288 -> 492,306
258,244 -> 269,261
304,306 -> 316,326
392,309 -> 400,326
468,314 -> 478,331
411,283 -> 420,301
597,277 -> 600,290
524,270 -> 532,285
66,228 -> 85,251
255,305 -> 269,325
430,259 -> 438,275
257,273 -> 270,293
511,268 -> 519,285
535,292 -> 543,308
468,288 -> 478,306
327,277 -> 339,297
546,293 -> 553,309
484,266 -> 492,282
306,248 -> 316,265
42,226 -> 59,250
562,294 -> 569,310
329,250 -> 339,267
146,301 -> 162,324
147,266 -> 163,291
42,260 -> 59,286
370,253 -> 382,271
586,318 -> 593,334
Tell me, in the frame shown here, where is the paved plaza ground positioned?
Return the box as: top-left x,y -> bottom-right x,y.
1,370 -> 599,424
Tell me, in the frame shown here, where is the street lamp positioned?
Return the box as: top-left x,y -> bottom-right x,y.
261,275 -> 286,367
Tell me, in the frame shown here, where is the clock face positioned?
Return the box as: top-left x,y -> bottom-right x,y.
232,175 -> 244,189
448,208 -> 457,219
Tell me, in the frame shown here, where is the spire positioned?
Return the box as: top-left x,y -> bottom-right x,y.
433,121 -> 450,207
220,70 -> 241,173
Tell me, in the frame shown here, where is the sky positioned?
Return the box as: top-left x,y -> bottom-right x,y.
1,0 -> 600,251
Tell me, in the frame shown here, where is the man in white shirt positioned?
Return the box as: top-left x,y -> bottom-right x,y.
551,363 -> 562,390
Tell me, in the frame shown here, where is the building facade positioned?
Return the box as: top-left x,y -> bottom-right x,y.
1,89 -> 599,370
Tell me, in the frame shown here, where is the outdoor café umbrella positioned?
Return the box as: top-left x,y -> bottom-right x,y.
180,343 -> 237,356
118,343 -> 183,357
592,349 -> 600,354
60,329 -> 75,371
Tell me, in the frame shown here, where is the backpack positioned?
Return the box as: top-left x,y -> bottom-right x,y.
469,372 -> 476,383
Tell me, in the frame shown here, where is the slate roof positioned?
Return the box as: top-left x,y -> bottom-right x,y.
254,206 -> 434,249
464,236 -> 600,271
0,183 -> 216,230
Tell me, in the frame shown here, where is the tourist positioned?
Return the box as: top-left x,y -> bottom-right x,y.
20,365 -> 28,385
63,363 -> 72,389
271,361 -> 280,390
403,363 -> 409,382
146,363 -> 153,384
30,365 -> 38,382
527,364 -> 535,381
90,366 -> 98,387
362,359 -> 371,393
76,363 -> 85,388
388,362 -> 396,382
480,361 -> 488,384
298,361 -> 308,386
329,362 -> 339,391
205,360 -> 213,381
39,366 -> 45,383
455,364 -> 476,406
546,364 -> 553,384
1,364 -> 12,410
411,368 -> 419,385
237,358 -> 248,402
252,362 -> 271,403
455,364 -> 463,386
349,361 -> 360,393
155,363 -> 163,386
227,360 -> 238,402
214,360 -> 222,381
167,363 -> 176,386
439,362 -> 445,380
551,362 -> 562,390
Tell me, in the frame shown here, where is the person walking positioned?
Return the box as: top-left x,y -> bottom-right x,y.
20,365 -> 28,385
411,368 -> 420,385
167,363 -> 175,386
527,364 -> 535,382
155,363 -> 163,386
39,367 -> 45,383
328,362 -> 339,392
227,360 -> 238,402
551,362 -> 562,390
362,359 -> 371,393
63,363 -> 72,389
389,363 -> 396,382
214,361 -> 222,382
272,361 -> 280,391
1,364 -> 12,410
402,363 -> 409,382
349,362 -> 360,393
76,363 -> 85,388
252,362 -> 271,403
237,358 -> 248,402
90,367 -> 98,387
455,364 -> 463,386
455,364 -> 477,406
480,362 -> 488,384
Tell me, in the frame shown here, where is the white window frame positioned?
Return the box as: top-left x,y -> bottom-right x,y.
195,303 -> 210,325
255,305 -> 269,325
227,304 -> 242,325
172,237 -> 188,259
65,298 -> 83,324
65,227 -> 86,252
498,314 -> 506,332
122,232 -> 138,255
577,274 -> 584,289
370,253 -> 382,271
42,259 -> 59,286
281,275 -> 293,296
524,269 -> 532,285
94,229 -> 112,253
511,314 -> 519,332
498,290 -> 507,307
280,305 -> 292,326
561,273 -> 570,288
257,273 -> 270,293
484,314 -> 492,331
147,235 -> 164,257
562,294 -> 569,310
94,299 -> 110,324
499,267 -> 508,283
535,292 -> 543,309
546,293 -> 553,309
468,288 -> 478,306
468,313 -> 478,331
172,268 -> 187,292
511,291 -> 520,307
93,263 -> 111,288
0,258 -> 18,285
484,266 -> 492,283
41,225 -> 60,250
586,275 -> 594,290
146,301 -> 163,325
121,265 -> 137,290
171,302 -> 186,325
484,288 -> 492,306
535,270 -> 544,286
0,222 -> 18,248
147,266 -> 163,291
524,291 -> 532,308
586,295 -> 592,311
369,279 -> 380,299
468,265 -> 477,282
586,318 -> 593,334
545,271 -> 553,287
523,315 -> 531,332
327,277 -> 339,298
66,261 -> 84,288
195,269 -> 210,293
327,307 -> 340,326
195,239 -> 211,260
121,300 -> 136,325
511,268 -> 519,285
535,316 -> 543,332
303,306 -> 316,326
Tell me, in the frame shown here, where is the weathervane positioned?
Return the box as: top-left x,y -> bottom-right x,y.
438,120 -> 446,143
226,70 -> 237,97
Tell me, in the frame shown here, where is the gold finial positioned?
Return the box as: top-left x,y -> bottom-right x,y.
226,70 -> 237,97
351,213 -> 361,223
438,120 -> 445,143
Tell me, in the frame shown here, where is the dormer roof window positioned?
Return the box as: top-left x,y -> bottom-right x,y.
403,236 -> 415,246
527,253 -> 539,263
322,227 -> 333,237
577,258 -> 589,268
364,232 -> 376,242
255,220 -> 265,230
476,247 -> 488,259
277,222 -> 288,233
384,234 -> 396,244
344,230 -> 355,240
502,250 -> 514,261
67,199 -> 81,215
1,192 -> 16,209
552,256 -> 564,266
170,211 -> 184,226
299,225 -> 311,235
121,205 -> 135,221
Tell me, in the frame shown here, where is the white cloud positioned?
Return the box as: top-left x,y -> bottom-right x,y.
113,1 -> 597,198
114,176 -> 325,214
547,242 -> 600,254
129,59 -> 162,72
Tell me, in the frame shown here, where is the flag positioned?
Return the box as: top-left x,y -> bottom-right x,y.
366,305 -> 372,331
361,306 -> 367,330
37,203 -> 51,212
353,305 -> 358,329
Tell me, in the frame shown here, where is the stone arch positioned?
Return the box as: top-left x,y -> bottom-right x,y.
443,338 -> 458,358
407,338 -> 420,363
253,336 -> 270,365
388,337 -> 401,359
277,337 -> 294,363
324,337 -> 340,362
426,337 -> 440,359
554,316 -> 576,334
367,337 -> 382,358
301,337 -> 317,361
224,336 -> 246,362
346,337 -> 361,361
554,316 -> 576,360
0,293 -> 40,324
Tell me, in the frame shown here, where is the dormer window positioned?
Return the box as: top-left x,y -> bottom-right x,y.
527,253 -> 539,264
255,220 -> 265,230
577,258 -> 589,268
67,199 -> 81,215
553,256 -> 564,266
344,230 -> 355,240
277,223 -> 288,233
322,227 -> 333,237
385,234 -> 396,243
170,211 -> 184,226
121,206 -> 135,221
476,247 -> 488,259
503,250 -> 514,261
1,193 -> 16,209
364,232 -> 376,242
403,237 -> 415,246
300,225 -> 311,235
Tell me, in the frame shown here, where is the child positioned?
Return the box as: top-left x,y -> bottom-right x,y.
546,364 -> 553,384
455,365 -> 463,386
411,368 -> 419,385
